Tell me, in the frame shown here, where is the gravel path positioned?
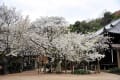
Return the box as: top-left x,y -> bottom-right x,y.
0,70 -> 120,80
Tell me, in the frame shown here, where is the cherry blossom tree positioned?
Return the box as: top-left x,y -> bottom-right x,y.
0,4 -> 31,74
0,4 -> 109,73
26,17 -> 68,72
0,4 -> 22,56
52,32 -> 108,72
26,16 -> 108,73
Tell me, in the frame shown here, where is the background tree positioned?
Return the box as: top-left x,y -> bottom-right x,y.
101,11 -> 113,26
69,11 -> 120,34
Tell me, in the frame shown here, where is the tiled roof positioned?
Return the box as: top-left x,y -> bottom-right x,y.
95,18 -> 120,35
108,21 -> 120,34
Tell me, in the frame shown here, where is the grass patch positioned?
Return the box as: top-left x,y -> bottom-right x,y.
74,69 -> 90,74
109,67 -> 120,74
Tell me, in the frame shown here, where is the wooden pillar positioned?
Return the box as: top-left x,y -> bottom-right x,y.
117,49 -> 120,68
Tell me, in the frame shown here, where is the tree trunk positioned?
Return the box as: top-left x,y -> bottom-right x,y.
43,64 -> 46,73
65,59 -> 67,73
96,60 -> 100,73
50,63 -> 52,72
85,65 -> 88,71
56,60 -> 62,73
70,62 -> 73,74
2,57 -> 8,74
72,65 -> 75,74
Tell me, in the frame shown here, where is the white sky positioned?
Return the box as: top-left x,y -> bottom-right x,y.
0,0 -> 120,23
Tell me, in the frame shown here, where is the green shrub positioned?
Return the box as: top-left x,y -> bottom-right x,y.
74,69 -> 90,74
109,67 -> 120,74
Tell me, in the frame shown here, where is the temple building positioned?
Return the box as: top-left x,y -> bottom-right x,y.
96,18 -> 120,69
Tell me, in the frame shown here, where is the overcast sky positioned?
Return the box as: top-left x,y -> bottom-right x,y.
1,0 -> 120,23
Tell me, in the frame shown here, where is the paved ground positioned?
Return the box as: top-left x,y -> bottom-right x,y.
0,70 -> 120,80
